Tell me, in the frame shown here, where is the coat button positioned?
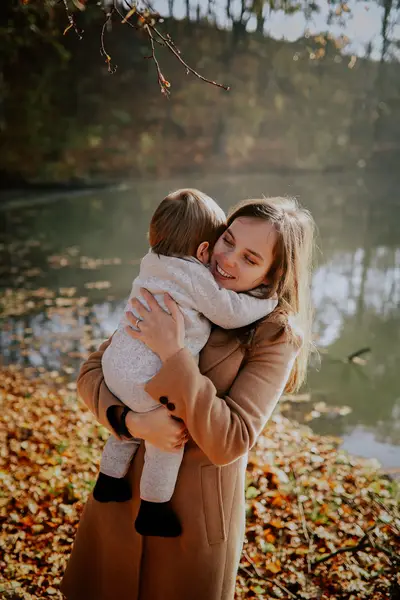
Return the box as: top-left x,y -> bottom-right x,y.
166,402 -> 176,411
159,396 -> 168,405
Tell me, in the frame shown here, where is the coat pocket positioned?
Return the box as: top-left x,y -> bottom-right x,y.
201,465 -> 227,545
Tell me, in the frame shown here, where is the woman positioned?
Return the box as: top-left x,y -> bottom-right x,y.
61,196 -> 315,600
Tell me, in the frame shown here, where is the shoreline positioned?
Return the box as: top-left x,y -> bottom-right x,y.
0,166 -> 394,212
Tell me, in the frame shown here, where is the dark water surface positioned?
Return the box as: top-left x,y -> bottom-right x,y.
1,171 -> 399,468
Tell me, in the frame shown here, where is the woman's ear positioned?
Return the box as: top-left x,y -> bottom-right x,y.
196,241 -> 210,264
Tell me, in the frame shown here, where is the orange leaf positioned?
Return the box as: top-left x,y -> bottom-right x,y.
270,518 -> 284,529
271,495 -> 285,507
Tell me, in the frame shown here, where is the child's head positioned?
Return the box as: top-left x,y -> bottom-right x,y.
149,189 -> 226,259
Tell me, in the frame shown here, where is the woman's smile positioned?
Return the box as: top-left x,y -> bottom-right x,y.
215,262 -> 235,280
210,216 -> 278,292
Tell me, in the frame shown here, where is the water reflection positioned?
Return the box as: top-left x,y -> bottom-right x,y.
313,247 -> 400,346
1,172 -> 399,467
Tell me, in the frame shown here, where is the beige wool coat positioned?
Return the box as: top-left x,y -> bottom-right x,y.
61,319 -> 299,600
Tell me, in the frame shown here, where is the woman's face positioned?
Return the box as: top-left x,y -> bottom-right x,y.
210,217 -> 278,292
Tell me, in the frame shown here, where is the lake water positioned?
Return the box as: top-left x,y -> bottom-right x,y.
1,171 -> 399,470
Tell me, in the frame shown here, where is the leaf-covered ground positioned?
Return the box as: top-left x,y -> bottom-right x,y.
1,366 -> 399,600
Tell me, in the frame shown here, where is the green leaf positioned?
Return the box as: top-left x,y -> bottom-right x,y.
259,540 -> 276,553
252,585 -> 265,594
246,485 -> 260,499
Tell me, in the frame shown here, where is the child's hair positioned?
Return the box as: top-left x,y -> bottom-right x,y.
149,189 -> 226,257
227,197 -> 316,393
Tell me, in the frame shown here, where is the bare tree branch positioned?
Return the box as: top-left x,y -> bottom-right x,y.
122,0 -> 230,92
61,0 -> 230,93
150,23 -> 230,90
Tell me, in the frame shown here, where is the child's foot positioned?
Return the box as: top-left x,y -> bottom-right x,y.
93,472 -> 132,503
135,499 -> 182,537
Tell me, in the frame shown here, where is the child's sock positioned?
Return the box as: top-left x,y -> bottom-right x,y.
134,499 -> 182,537
93,472 -> 132,503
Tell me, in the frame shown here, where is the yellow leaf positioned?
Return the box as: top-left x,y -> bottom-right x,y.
63,23 -> 73,36
265,560 -> 281,574
122,6 -> 136,23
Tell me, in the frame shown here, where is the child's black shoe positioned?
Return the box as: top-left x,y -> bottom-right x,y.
93,472 -> 132,503
135,499 -> 182,537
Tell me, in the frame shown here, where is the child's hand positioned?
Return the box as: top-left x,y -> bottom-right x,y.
125,288 -> 185,363
126,409 -> 189,452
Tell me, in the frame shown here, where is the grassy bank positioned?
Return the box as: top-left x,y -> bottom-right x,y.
0,366 -> 399,600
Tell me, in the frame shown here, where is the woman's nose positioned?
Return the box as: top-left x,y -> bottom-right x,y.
223,251 -> 236,268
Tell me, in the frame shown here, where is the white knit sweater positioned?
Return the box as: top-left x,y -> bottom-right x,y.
102,251 -> 277,406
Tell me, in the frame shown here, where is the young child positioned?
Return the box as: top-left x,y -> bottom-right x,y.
94,189 -> 278,538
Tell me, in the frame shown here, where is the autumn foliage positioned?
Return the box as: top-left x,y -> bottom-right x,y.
0,366 -> 399,599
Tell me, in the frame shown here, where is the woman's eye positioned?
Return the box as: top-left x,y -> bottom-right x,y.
223,237 -> 233,246
245,256 -> 256,265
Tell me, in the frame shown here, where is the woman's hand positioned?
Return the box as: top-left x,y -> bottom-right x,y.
125,288 -> 185,363
126,408 -> 189,452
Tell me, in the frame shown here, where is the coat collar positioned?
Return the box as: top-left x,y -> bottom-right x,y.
199,328 -> 242,374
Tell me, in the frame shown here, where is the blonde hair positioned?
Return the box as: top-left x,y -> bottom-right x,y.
227,197 -> 315,393
149,188 -> 226,257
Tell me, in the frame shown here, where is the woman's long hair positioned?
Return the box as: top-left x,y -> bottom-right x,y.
227,197 -> 315,393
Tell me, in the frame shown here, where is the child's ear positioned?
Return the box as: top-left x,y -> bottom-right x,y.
196,241 -> 210,264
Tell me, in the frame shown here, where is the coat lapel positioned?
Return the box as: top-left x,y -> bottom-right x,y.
199,329 -> 241,375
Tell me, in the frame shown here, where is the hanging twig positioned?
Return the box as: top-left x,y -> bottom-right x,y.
100,8 -> 117,73
62,0 -> 84,38
145,25 -> 170,96
113,0 -> 139,30
60,0 -> 229,93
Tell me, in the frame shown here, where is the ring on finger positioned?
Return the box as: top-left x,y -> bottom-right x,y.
135,317 -> 142,329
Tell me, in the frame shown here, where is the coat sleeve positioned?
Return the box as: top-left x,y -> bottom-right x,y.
145,322 -> 300,466
189,262 -> 277,329
76,337 -> 126,439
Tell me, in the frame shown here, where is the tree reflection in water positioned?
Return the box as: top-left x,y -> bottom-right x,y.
0,172 -> 399,465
